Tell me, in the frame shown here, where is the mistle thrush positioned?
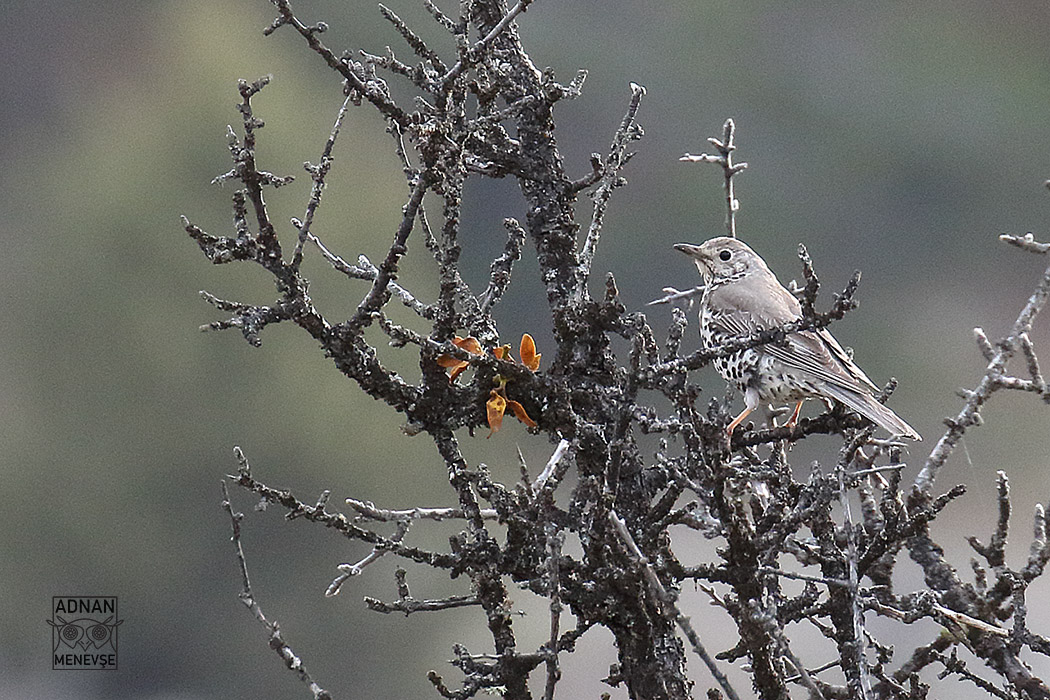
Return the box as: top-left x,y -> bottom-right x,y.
675,237 -> 920,440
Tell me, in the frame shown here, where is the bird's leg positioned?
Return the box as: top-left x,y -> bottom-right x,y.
786,400 -> 805,427
725,406 -> 754,437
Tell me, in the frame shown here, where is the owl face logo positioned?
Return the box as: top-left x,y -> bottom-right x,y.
47,615 -> 122,652
48,597 -> 122,669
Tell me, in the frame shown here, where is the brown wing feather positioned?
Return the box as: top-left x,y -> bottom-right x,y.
708,270 -> 881,396
767,330 -> 881,395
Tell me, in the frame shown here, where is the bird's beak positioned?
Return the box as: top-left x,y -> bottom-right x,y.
675,242 -> 712,280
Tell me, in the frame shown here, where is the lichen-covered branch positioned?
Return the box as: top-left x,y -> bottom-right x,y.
916,235 -> 1050,493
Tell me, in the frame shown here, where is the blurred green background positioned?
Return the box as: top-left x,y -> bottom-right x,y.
3,0 -> 1050,697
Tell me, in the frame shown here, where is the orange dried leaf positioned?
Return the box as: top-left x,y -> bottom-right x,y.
452,336 -> 482,354
437,355 -> 470,383
506,399 -> 537,428
492,344 -> 512,360
439,337 -> 482,383
486,390 -> 507,437
449,363 -> 470,382
520,333 -> 541,371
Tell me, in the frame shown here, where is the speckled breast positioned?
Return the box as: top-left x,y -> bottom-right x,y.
699,308 -> 759,394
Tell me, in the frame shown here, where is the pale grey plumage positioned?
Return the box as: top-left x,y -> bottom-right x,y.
675,237 -> 920,440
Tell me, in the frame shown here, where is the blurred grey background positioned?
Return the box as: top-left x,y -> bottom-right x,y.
3,0 -> 1050,698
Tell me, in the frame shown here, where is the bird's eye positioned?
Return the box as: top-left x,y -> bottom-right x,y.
719,249 -> 732,261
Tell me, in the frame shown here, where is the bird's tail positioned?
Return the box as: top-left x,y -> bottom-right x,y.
821,385 -> 921,440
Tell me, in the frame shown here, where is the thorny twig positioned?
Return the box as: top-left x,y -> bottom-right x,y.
681,118 -> 748,238
221,478 -> 333,700
916,234 -> 1050,493
578,82 -> 646,288
364,568 -> 481,615
609,511 -> 741,700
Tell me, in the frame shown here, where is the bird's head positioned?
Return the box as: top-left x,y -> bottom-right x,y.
674,237 -> 768,284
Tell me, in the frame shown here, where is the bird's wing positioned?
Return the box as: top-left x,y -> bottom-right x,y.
708,273 -> 881,395
769,329 -> 882,394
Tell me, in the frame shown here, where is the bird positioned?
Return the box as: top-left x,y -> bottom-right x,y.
674,237 -> 920,440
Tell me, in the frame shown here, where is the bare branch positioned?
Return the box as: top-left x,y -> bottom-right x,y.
917,245 -> 1050,492
290,95 -> 352,270
221,478 -> 333,699
608,511 -> 741,700
681,118 -> 747,238
578,82 -> 646,287
364,568 -> 480,615
267,0 -> 410,125
440,0 -> 535,85
478,218 -> 527,313
378,3 -> 447,74
1000,232 -> 1050,254
349,174 -> 430,330
543,526 -> 564,700
344,498 -> 498,522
